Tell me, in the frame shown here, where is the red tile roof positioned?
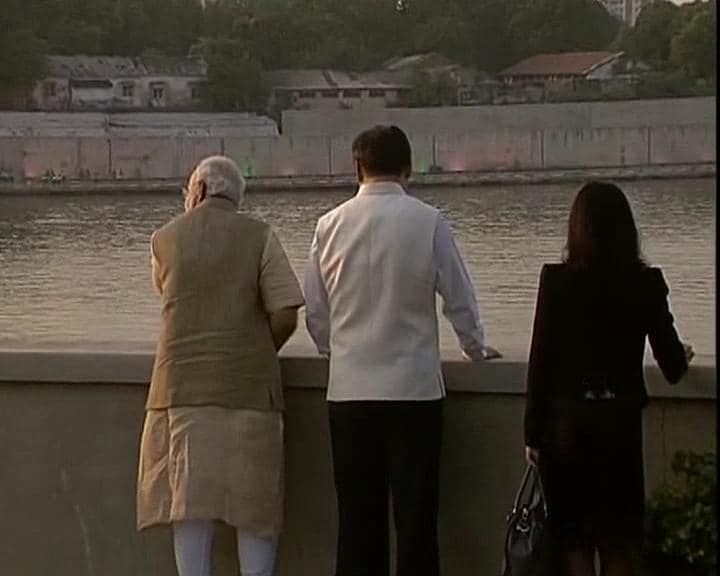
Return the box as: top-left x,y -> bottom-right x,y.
499,51 -> 623,77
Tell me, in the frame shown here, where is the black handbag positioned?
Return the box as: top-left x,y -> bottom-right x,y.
501,464 -> 555,576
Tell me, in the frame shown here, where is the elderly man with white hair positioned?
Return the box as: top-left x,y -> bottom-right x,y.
136,156 -> 304,576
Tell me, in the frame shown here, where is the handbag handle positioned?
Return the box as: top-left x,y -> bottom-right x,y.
511,465 -> 533,514
511,464 -> 548,516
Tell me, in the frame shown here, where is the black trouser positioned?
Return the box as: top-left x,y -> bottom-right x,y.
328,400 -> 443,576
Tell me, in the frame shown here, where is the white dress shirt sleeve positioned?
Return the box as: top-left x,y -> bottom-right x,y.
434,214 -> 486,360
304,225 -> 331,356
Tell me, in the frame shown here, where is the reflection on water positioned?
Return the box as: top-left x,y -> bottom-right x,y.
0,179 -> 715,357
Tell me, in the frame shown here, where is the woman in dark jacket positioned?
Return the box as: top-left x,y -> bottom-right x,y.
524,182 -> 693,576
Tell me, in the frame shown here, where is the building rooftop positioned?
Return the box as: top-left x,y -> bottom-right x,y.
382,52 -> 499,86
383,52 -> 458,72
141,55 -> 206,77
499,51 -> 624,77
46,55 -> 206,79
267,69 -> 410,91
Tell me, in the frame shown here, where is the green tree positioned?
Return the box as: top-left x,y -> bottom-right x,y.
507,0 -> 620,61
0,27 -> 47,108
50,22 -> 106,55
6,0 -> 711,97
462,0 -> 515,72
141,0 -> 204,56
670,2 -> 716,78
106,0 -> 151,55
194,38 -> 269,111
622,0 -> 682,67
646,451 -> 717,576
402,69 -> 458,106
27,0 -> 114,54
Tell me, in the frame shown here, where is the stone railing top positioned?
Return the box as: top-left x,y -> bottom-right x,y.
0,350 -> 714,400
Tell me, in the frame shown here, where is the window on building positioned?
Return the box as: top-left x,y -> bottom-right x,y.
190,83 -> 204,100
343,89 -> 361,98
44,82 -> 57,98
369,89 -> 386,98
321,90 -> 340,98
298,90 -> 316,99
122,83 -> 135,98
151,84 -> 166,101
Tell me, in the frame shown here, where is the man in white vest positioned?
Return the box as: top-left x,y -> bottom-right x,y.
305,125 -> 496,576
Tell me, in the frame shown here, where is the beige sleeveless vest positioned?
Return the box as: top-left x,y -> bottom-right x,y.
146,198 -> 283,411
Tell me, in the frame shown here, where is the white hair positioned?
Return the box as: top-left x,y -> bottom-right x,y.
185,156 -> 246,211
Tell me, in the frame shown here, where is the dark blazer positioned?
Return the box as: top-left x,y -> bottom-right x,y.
524,263 -> 688,448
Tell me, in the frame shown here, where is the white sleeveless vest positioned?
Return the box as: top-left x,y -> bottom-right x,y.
314,182 -> 445,401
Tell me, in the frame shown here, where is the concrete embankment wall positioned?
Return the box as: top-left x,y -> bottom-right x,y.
0,125 -> 715,181
281,97 -> 717,135
0,98 -> 715,181
0,351 -> 715,576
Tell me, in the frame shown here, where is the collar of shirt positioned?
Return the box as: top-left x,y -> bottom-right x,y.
201,196 -> 238,211
356,181 -> 407,197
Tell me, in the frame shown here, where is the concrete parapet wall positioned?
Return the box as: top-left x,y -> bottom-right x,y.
329,135 -> 355,175
175,138 -> 223,177
225,136 -> 331,177
269,136 -> 332,177
435,130 -> 543,172
225,137 -> 275,177
0,99 -> 715,182
0,126 -> 715,182
543,127 -> 651,169
327,133 -> 436,175
650,124 -> 717,165
110,137 -> 176,179
78,138 -> 111,179
22,137 -> 79,179
0,139 -> 24,179
0,351 -> 714,576
0,112 -> 278,138
282,97 -> 716,137
407,133 -> 436,173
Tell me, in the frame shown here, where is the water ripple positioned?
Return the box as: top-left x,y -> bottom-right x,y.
0,179 -> 714,357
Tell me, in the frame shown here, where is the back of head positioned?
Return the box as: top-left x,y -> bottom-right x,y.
565,181 -> 644,273
169,156 -> 262,286
352,125 -> 412,180
185,155 -> 246,210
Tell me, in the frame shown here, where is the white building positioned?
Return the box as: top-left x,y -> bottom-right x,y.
33,55 -> 207,112
266,70 -> 410,112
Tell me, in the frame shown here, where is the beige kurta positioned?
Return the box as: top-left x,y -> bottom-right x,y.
138,209 -> 303,536
136,406 -> 284,536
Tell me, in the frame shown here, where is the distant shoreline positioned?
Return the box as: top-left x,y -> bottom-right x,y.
0,163 -> 714,195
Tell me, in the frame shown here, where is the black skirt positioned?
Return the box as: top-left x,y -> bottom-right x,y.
539,399 -> 645,552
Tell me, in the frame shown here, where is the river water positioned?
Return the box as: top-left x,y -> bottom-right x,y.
0,179 -> 715,359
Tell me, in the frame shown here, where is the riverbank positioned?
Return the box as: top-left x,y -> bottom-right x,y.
0,163 -> 715,194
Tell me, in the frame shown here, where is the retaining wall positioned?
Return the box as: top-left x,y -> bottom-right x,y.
281,97 -> 716,136
0,98 -> 715,181
0,351 -> 715,576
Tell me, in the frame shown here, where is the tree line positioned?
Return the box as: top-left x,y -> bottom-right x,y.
618,0 -> 716,79
0,0 -> 715,110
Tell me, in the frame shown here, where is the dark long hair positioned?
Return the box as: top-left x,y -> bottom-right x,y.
564,182 -> 645,272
